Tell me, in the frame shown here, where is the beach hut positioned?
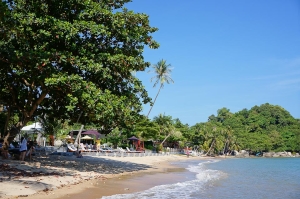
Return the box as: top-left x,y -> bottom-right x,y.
81,135 -> 94,144
81,130 -> 105,148
128,136 -> 145,152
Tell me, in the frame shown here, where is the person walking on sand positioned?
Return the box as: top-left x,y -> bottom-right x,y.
186,146 -> 189,158
19,137 -> 27,161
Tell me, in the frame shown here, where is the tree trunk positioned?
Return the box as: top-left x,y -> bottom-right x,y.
74,125 -> 84,151
160,133 -> 171,146
205,139 -> 215,156
223,138 -> 228,155
147,84 -> 163,118
2,107 -> 12,150
2,92 -> 47,149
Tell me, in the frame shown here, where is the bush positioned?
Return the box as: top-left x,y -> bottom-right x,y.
119,143 -> 129,149
157,144 -> 163,152
145,145 -> 153,150
144,141 -> 154,150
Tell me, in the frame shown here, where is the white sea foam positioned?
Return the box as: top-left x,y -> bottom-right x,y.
101,159 -> 225,199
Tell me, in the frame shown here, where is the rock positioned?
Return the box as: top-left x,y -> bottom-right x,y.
54,140 -> 63,146
240,150 -> 247,154
233,150 -> 239,156
263,152 -> 272,157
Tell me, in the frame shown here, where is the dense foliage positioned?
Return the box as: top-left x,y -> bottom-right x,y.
0,0 -> 159,142
133,103 -> 300,153
0,2 -> 298,154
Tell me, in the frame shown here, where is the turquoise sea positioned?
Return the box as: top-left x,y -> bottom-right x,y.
101,158 -> 300,199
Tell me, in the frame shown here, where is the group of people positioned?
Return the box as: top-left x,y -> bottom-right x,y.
0,137 -> 35,161
19,137 -> 36,161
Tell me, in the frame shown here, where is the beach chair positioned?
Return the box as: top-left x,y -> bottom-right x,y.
87,144 -> 97,152
79,143 -> 88,152
67,144 -> 77,152
118,147 -> 127,153
126,147 -> 142,153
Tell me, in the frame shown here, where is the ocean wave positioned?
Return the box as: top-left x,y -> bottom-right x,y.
101,159 -> 226,199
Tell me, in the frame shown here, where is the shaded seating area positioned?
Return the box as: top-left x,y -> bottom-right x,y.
66,143 -> 98,153
67,130 -> 103,153
80,142 -> 97,152
80,132 -> 102,152
99,146 -> 116,153
128,136 -> 145,152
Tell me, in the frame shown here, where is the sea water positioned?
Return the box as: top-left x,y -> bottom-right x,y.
101,158 -> 300,199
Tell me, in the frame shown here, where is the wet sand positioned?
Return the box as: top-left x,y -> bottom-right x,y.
59,162 -> 188,199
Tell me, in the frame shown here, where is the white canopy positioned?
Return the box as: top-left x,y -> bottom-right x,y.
21,122 -> 43,134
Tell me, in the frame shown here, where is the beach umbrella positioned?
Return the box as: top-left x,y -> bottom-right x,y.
127,136 -> 139,150
81,135 -> 93,140
127,136 -> 139,141
80,135 -> 94,145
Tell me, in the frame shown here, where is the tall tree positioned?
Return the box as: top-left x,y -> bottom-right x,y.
153,113 -> 173,140
132,116 -> 160,140
152,114 -> 181,146
0,0 -> 159,147
147,59 -> 174,117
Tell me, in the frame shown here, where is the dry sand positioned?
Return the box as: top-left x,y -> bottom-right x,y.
0,153 -> 206,199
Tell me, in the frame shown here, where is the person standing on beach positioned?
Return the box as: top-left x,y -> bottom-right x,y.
26,139 -> 35,161
19,137 -> 27,161
186,146 -> 189,158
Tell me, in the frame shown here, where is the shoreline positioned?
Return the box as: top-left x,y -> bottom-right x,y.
58,160 -> 188,199
2,154 -> 294,199
0,154 -> 207,199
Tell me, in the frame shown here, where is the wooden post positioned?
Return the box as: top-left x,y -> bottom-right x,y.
74,125 -> 84,152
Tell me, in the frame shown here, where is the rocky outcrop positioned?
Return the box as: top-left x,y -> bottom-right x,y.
263,151 -> 299,158
233,151 -> 300,158
235,150 -> 250,158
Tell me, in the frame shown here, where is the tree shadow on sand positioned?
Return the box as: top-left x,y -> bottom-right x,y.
0,155 -> 153,196
0,155 -> 152,181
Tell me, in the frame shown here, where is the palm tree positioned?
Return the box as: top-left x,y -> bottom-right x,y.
147,59 -> 174,118
152,114 -> 181,149
153,113 -> 173,138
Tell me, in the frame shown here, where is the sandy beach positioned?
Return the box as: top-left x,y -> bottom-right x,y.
0,153 -> 205,199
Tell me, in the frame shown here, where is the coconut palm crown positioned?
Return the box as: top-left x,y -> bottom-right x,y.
147,59 -> 174,117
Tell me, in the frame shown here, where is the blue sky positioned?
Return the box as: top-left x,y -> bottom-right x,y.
127,0 -> 300,126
